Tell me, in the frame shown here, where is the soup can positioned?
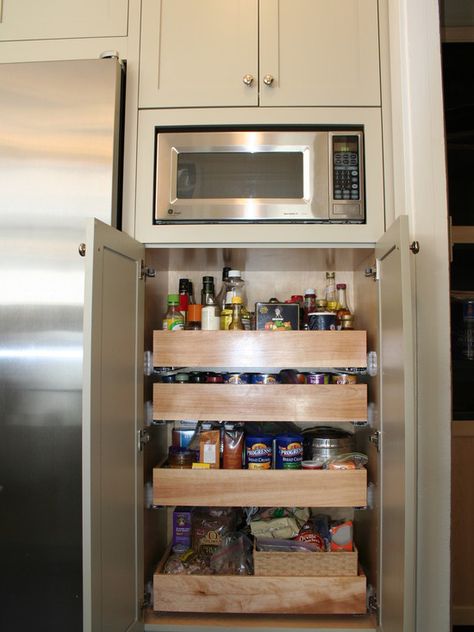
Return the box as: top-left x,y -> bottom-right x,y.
245,434 -> 273,469
249,373 -> 279,384
308,312 -> 337,330
306,372 -> 329,384
275,433 -> 304,469
224,372 -> 249,384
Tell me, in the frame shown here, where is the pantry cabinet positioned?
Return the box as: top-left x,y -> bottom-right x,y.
0,0 -> 129,41
82,215 -> 415,630
138,0 -> 381,109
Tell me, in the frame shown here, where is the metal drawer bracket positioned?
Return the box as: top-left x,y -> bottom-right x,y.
138,428 -> 151,452
369,430 -> 381,453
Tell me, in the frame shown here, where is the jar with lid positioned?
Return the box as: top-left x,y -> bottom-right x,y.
325,272 -> 338,312
303,289 -> 317,329
336,283 -> 352,329
168,447 -> 196,469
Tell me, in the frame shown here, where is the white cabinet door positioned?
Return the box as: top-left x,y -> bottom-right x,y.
139,0 -> 258,108
376,215 -> 416,632
0,0 -> 128,41
83,219 -> 145,632
259,0 -> 380,107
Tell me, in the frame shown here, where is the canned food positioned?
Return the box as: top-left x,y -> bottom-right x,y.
302,426 -> 355,462
295,373 -> 307,384
224,372 -> 249,384
245,434 -> 273,469
306,372 -> 329,384
308,311 -> 337,330
189,371 -> 206,383
331,373 -> 358,384
175,373 -> 190,384
275,433 -> 303,469
249,373 -> 279,384
206,373 -> 224,383
159,373 -> 176,383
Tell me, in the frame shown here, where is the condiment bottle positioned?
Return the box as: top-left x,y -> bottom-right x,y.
178,278 -> 190,323
325,272 -> 338,312
336,283 -> 352,329
163,294 -> 184,330
229,296 -> 244,330
186,304 -> 202,330
215,266 -> 232,312
303,289 -> 317,329
201,276 -> 217,307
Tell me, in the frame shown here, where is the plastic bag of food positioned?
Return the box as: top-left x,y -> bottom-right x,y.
330,519 -> 353,551
255,537 -> 320,553
210,532 -> 254,575
325,452 -> 368,470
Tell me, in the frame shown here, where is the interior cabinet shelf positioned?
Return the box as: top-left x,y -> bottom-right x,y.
153,330 -> 367,369
153,383 -> 367,422
153,468 -> 367,507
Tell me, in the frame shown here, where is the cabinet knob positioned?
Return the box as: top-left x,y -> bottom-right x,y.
263,74 -> 274,86
242,74 -> 254,87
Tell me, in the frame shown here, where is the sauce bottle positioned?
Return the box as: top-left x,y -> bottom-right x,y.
229,297 -> 244,330
336,283 -> 352,329
163,294 -> 184,330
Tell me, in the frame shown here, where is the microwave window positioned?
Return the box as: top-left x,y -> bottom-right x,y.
176,152 -> 304,199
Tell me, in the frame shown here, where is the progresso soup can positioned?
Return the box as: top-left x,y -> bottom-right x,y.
275,433 -> 304,469
245,434 -> 273,469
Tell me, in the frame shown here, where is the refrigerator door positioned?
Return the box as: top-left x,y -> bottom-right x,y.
376,215 -> 416,632
0,58 -> 123,631
83,219 -> 145,632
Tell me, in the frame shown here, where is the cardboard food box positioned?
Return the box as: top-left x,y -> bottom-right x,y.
255,302 -> 300,331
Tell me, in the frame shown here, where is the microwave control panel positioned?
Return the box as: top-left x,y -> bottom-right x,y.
329,133 -> 365,221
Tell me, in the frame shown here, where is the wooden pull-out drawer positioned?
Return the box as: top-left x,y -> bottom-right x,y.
153,468 -> 367,507
153,330 -> 367,369
153,383 -> 367,422
154,553 -> 367,614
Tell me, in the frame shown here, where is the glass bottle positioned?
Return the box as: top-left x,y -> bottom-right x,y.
325,272 -> 338,312
229,296 -> 244,330
201,276 -> 216,306
178,278 -> 190,323
303,288 -> 317,329
224,270 -> 247,308
186,304 -> 202,330
162,294 -> 184,331
215,266 -> 232,312
336,283 -> 352,329
187,280 -> 195,305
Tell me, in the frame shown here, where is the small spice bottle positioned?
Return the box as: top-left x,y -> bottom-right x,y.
186,304 -> 202,330
168,447 -> 195,469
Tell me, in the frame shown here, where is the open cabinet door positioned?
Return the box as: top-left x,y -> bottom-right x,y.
82,219 -> 145,632
376,215 -> 416,632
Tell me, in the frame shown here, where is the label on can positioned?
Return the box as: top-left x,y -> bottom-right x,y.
331,373 -> 358,384
245,435 -> 273,469
224,373 -> 249,384
249,373 -> 279,384
307,373 -> 329,384
275,434 -> 303,469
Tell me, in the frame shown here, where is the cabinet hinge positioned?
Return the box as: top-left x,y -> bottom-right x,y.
138,428 -> 151,452
139,260 -> 156,280
364,261 -> 380,281
139,590 -> 151,611
369,430 -> 381,453
368,591 -> 379,616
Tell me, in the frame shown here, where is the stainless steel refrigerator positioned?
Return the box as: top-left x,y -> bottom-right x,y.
0,57 -> 125,631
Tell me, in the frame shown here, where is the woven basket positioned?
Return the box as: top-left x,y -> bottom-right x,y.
253,542 -> 358,577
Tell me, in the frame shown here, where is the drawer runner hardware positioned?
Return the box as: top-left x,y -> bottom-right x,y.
369,430 -> 381,453
139,260 -> 156,280
138,428 -> 151,452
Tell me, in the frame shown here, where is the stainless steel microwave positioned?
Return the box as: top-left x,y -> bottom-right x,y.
154,129 -> 365,223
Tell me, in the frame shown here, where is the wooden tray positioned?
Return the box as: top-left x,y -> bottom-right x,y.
154,549 -> 366,614
153,468 -> 367,507
253,543 -> 358,577
153,330 -> 367,369
153,383 -> 367,422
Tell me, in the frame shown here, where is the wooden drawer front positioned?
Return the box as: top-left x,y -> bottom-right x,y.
153,572 -> 367,614
153,330 -> 367,369
153,383 -> 367,422
153,469 -> 367,507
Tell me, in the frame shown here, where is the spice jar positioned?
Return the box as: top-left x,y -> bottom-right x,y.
168,447 -> 195,469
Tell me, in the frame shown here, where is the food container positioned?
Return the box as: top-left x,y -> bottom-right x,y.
331,373 -> 358,384
255,302 -> 300,330
275,433 -> 303,469
223,372 -> 249,384
302,426 -> 355,462
301,460 -> 324,470
249,373 -> 279,384
308,311 -> 337,330
306,372 -> 329,384
168,447 -> 196,469
245,434 -> 273,469
205,373 -> 224,383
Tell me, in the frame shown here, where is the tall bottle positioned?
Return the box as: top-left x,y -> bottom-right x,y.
201,276 -> 216,306
325,272 -> 338,313
336,283 -> 352,329
303,288 -> 317,329
178,278 -> 190,324
229,297 -> 244,330
162,294 -> 184,330
215,266 -> 232,312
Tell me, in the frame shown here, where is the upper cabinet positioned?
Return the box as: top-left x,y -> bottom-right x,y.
139,0 -> 381,109
0,0 -> 129,41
